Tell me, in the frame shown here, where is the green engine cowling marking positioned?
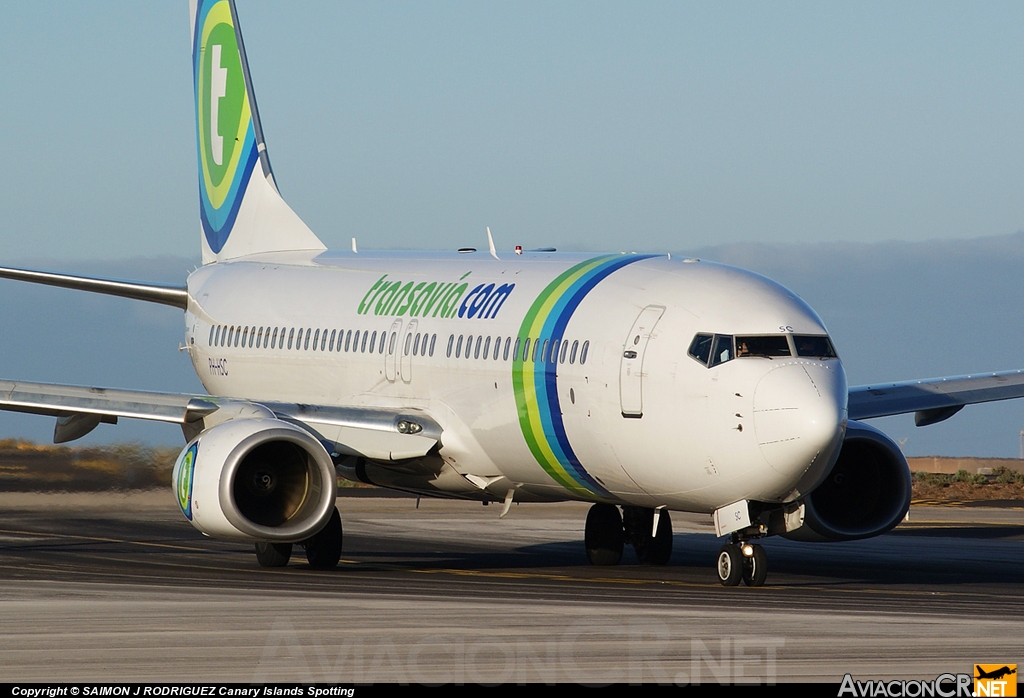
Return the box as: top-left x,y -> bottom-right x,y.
174,442 -> 198,521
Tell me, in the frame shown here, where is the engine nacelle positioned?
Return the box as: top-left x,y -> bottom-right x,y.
172,418 -> 338,542
783,420 -> 911,542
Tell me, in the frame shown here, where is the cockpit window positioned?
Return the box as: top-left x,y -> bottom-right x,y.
735,335 -> 791,358
794,335 -> 837,358
709,334 -> 734,367
689,333 -> 735,367
688,333 -> 713,366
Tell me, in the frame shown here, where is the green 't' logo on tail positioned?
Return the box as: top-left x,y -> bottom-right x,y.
193,0 -> 259,253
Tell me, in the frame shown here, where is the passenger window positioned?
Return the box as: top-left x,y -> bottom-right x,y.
329,329 -> 336,352
474,336 -> 482,359
429,334 -> 436,357
560,340 -> 568,364
313,329 -> 320,351
533,339 -> 542,362
550,340 -> 559,364
580,340 -> 590,365
688,333 -> 713,366
361,331 -> 368,353
355,330 -> 362,352
492,336 -> 500,360
794,335 -> 838,358
413,333 -> 421,356
287,328 -> 294,350
570,340 -> 578,364
369,331 -> 377,353
465,335 -> 473,359
208,326 -> 215,346
271,328 -> 278,349
389,332 -> 397,355
379,332 -> 386,354
521,338 -> 530,362
456,335 -> 464,358
404,333 -> 412,355
303,329 -> 310,350
447,334 -> 454,358
320,329 -> 327,351
735,335 -> 790,358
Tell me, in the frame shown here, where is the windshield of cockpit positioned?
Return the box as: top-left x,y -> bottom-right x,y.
687,333 -> 837,367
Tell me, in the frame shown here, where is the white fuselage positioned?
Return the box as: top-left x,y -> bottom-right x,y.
183,250 -> 848,514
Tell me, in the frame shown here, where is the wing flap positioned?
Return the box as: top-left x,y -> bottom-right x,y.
848,369 -> 1024,423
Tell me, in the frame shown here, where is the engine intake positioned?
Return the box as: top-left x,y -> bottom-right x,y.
172,418 -> 337,542
783,420 -> 911,542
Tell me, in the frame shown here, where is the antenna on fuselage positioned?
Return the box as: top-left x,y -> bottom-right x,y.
486,227 -> 500,261
351,238 -> 358,253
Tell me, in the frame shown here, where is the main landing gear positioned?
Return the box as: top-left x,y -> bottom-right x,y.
254,506 -> 343,570
584,503 -> 673,566
716,538 -> 767,587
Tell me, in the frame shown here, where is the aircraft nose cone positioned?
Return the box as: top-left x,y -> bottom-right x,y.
753,362 -> 846,476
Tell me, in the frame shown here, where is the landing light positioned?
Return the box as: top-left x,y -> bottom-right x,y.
397,420 -> 423,435
741,544 -> 755,557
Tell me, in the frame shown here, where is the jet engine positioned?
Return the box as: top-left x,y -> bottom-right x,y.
783,420 -> 911,542
172,418 -> 338,542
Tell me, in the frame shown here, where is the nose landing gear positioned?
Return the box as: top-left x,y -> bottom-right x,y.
717,538 -> 767,587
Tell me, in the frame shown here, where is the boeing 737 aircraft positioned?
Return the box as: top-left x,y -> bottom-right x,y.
3,0 -> 1024,586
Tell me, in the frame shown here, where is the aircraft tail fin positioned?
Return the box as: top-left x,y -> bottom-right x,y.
190,0 -> 325,264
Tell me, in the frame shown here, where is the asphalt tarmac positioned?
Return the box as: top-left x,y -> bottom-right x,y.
0,491 -> 1020,683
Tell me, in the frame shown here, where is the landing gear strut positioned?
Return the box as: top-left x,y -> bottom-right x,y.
716,538 -> 767,587
585,504 -> 674,566
623,506 -> 673,565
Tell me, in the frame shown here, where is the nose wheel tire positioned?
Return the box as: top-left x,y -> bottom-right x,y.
742,544 -> 768,587
717,544 -> 743,586
303,506 -> 343,570
585,503 -> 624,566
255,542 -> 292,568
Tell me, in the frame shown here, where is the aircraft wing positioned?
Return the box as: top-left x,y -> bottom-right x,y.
0,379 -> 441,459
848,369 -> 1024,426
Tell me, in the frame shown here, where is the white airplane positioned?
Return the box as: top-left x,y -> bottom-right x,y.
2,0 -> 1023,586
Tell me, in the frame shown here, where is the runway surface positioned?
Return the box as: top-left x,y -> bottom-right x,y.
0,491 -> 1021,683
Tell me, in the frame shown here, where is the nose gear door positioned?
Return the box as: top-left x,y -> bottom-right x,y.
619,305 -> 665,418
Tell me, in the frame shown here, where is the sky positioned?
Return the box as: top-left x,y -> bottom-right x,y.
2,1 -> 1024,258
2,2 -> 1024,455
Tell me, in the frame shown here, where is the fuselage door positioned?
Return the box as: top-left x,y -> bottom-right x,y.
619,305 -> 665,418
385,319 -> 403,382
400,320 -> 418,383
